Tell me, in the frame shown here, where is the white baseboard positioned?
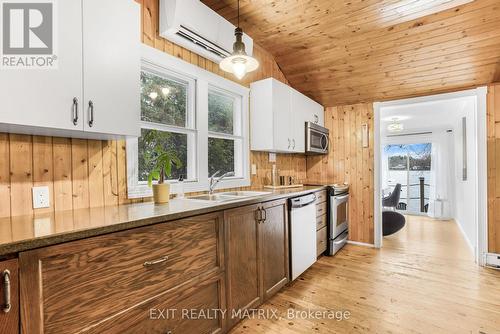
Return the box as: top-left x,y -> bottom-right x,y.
453,219 -> 475,255
347,240 -> 375,248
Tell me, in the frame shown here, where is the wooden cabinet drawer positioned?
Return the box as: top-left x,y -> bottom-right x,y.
316,201 -> 327,217
86,274 -> 226,334
317,227 -> 327,257
1,259 -> 19,334
316,214 -> 327,231
315,190 -> 327,204
20,212 -> 224,334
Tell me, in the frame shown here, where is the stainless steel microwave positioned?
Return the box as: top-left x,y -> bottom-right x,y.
305,122 -> 329,155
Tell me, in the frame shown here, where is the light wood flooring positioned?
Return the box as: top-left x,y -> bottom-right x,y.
229,216 -> 500,333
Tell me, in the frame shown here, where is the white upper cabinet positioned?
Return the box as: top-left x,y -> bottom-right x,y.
250,78 -> 324,153
0,0 -> 83,132
0,0 -> 140,138
82,0 -> 140,136
272,80 -> 293,152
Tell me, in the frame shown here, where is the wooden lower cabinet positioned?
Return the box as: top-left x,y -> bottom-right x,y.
15,200 -> 291,333
224,203 -> 262,328
260,200 -> 289,299
86,273 -> 226,334
317,226 -> 328,256
19,212 -> 225,334
0,259 -> 19,334
224,199 -> 289,329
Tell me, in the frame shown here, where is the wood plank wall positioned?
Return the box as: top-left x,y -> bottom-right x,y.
306,104 -> 374,244
487,84 -> 500,253
0,0 -> 306,218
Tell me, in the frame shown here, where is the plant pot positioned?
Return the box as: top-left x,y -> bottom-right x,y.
152,183 -> 170,204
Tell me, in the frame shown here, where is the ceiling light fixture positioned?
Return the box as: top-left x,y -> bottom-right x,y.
387,117 -> 404,132
219,0 -> 259,80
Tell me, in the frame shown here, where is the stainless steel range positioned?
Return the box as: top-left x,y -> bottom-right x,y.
328,184 -> 349,256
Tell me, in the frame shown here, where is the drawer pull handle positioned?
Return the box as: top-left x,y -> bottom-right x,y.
143,256 -> 169,267
2,270 -> 11,313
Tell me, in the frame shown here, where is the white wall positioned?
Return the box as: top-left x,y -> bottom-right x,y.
453,97 -> 477,253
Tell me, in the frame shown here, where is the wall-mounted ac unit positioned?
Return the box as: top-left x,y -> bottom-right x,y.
159,0 -> 254,64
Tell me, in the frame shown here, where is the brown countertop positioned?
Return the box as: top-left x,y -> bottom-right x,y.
0,186 -> 326,257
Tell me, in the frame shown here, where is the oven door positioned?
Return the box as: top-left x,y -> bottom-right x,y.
306,124 -> 329,154
331,194 -> 349,239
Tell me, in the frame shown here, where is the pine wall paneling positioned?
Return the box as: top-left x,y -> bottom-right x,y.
487,84 -> 500,253
306,104 -> 374,244
0,0 -> 306,218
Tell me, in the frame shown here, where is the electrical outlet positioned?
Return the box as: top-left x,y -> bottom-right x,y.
251,164 -> 257,175
269,153 -> 276,162
32,186 -> 50,209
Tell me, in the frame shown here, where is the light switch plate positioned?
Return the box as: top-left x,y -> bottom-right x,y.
269,153 -> 276,162
33,186 -> 50,209
251,164 -> 257,175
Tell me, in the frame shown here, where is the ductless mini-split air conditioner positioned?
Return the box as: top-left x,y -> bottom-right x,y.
159,0 -> 254,64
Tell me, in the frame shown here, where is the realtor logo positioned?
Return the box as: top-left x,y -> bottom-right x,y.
1,0 -> 57,69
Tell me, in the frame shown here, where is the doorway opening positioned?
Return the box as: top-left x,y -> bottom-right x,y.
374,88 -> 488,265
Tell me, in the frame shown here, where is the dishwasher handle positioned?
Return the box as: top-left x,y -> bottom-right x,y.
290,193 -> 317,209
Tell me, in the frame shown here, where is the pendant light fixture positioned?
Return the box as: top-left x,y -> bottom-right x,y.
219,0 -> 259,80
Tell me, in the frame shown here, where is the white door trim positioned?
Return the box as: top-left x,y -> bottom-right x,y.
373,87 -> 488,266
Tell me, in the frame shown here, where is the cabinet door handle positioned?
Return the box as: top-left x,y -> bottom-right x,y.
288,138 -> 291,149
262,208 -> 267,223
88,100 -> 94,127
2,270 -> 11,313
292,139 -> 296,149
143,256 -> 169,267
72,98 -> 79,126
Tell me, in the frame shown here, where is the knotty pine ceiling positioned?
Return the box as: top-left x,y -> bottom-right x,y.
201,0 -> 500,106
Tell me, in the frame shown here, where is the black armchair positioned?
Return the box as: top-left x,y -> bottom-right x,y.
383,184 -> 402,209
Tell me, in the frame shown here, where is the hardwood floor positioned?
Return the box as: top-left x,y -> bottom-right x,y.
229,216 -> 500,333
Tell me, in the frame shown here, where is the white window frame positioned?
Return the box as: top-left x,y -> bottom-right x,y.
127,44 -> 250,198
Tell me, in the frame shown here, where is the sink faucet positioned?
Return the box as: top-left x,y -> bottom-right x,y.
209,170 -> 235,195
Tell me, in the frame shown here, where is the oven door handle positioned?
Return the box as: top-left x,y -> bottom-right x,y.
334,194 -> 349,203
333,234 -> 348,245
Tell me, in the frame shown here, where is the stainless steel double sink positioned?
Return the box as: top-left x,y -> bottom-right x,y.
187,191 -> 271,203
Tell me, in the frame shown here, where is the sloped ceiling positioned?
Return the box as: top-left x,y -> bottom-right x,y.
202,0 -> 500,106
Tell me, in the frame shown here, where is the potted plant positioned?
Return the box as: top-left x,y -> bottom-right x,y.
145,131 -> 182,204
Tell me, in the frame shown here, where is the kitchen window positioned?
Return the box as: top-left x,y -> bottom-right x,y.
127,45 -> 250,198
208,87 -> 244,176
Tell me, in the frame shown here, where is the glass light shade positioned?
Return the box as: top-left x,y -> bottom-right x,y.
220,54 -> 259,80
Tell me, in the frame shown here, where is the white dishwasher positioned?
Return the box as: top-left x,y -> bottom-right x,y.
289,193 -> 318,280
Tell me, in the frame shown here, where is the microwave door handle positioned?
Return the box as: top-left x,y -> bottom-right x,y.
321,133 -> 329,151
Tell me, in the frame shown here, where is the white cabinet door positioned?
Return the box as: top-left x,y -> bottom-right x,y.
0,0 -> 83,131
291,91 -> 308,153
82,0 -> 140,136
312,100 -> 325,126
272,80 -> 292,152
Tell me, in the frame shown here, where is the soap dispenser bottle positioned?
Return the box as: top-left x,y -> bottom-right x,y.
177,175 -> 185,199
